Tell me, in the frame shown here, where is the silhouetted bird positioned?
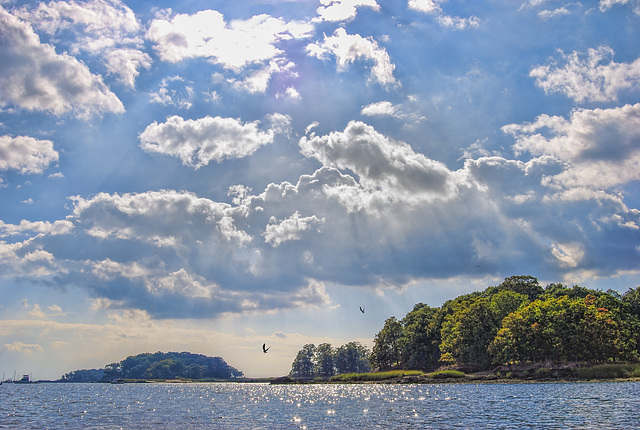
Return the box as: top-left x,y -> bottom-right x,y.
359,306 -> 365,314
262,343 -> 271,353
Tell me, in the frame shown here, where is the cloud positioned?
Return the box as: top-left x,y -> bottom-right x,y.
146,10 -> 312,95
530,46 -> 640,103
276,87 -> 302,101
0,219 -> 73,236
48,304 -> 63,313
537,7 -> 570,20
299,120 -> 460,206
314,0 -> 380,22
408,0 -> 441,14
306,28 -> 397,86
139,115 -> 278,168
462,155 -> 640,280
102,48 -> 152,88
361,100 -> 426,123
147,9 -> 313,69
0,135 -> 59,174
408,0 -> 480,29
2,113 -> 638,319
0,6 -> 124,117
361,101 -> 398,116
264,211 -> 325,247
16,0 -> 151,88
16,0 -> 140,42
28,304 -> 47,319
599,0 -> 640,14
0,239 -> 57,278
227,59 -> 298,94
4,341 -> 43,353
503,103 -> 640,190
23,188 -> 336,317
148,76 -> 194,109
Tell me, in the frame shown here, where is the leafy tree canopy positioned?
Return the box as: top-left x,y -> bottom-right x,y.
85,351 -> 244,381
366,276 -> 640,372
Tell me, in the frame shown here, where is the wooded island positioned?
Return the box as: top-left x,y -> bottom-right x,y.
61,351 -> 243,382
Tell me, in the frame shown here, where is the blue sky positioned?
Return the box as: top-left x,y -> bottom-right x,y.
1,0 -> 639,379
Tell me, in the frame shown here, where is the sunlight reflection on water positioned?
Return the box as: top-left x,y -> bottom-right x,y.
1,381 -> 639,429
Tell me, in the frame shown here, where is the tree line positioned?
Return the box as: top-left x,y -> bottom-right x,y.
289,341 -> 371,377
371,275 -> 640,371
62,351 -> 244,381
289,276 -> 640,375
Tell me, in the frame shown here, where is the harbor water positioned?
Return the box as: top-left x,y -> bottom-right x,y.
1,381 -> 639,429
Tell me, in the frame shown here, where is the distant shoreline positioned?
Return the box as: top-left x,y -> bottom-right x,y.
269,375 -> 640,385
16,376 -> 640,385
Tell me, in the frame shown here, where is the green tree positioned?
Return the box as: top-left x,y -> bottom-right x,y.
290,344 -> 316,377
622,286 -> 640,318
440,297 -> 496,368
490,295 -> 627,364
399,303 -> 442,371
334,341 -> 371,374
314,343 -> 335,377
371,317 -> 403,370
490,290 -> 529,322
497,275 -> 543,301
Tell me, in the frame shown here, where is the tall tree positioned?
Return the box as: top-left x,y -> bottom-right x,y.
440,297 -> 497,368
289,344 -> 316,377
497,275 -> 543,301
371,317 -> 403,370
622,286 -> 640,318
334,341 -> 371,374
314,343 -> 335,377
399,303 -> 442,371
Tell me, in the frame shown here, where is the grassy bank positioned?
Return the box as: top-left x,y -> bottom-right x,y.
573,363 -> 640,379
293,363 -> 640,384
329,370 -> 424,382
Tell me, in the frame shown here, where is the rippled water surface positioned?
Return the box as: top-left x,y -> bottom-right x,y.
1,381 -> 639,429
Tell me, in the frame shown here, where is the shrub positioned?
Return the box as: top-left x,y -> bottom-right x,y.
329,370 -> 423,382
575,364 -> 639,379
535,367 -> 551,377
429,370 -> 465,379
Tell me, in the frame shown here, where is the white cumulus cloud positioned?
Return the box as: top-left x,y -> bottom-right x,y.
0,135 -> 59,174
530,46 -> 640,103
264,211 -> 325,247
599,0 -> 640,14
0,6 -> 124,117
300,121 -> 460,206
314,0 -> 380,22
14,0 -> 150,88
503,103 -> 640,190
361,100 -> 426,123
139,115 -> 277,168
147,9 -> 313,69
408,0 -> 479,29
306,28 -> 397,87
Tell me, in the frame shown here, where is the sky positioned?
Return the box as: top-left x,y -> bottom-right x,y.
0,0 -> 639,380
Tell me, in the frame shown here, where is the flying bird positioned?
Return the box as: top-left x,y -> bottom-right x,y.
359,306 -> 365,314
262,343 -> 271,353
